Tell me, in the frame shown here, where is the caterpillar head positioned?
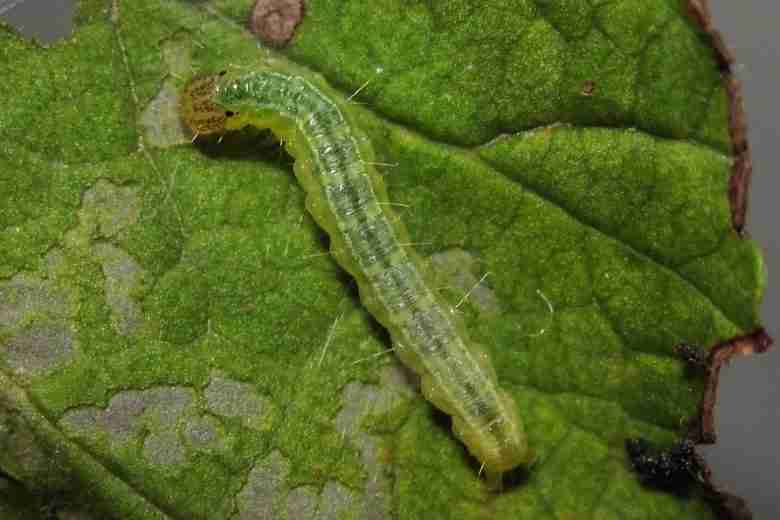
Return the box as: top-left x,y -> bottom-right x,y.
180,71 -> 232,137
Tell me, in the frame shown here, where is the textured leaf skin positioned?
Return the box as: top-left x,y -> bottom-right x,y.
0,1 -> 767,519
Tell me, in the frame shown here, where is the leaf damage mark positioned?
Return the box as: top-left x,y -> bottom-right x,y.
235,450 -> 290,520
333,365 -> 416,520
3,322 -> 75,377
140,33 -> 194,148
77,180 -> 141,239
204,370 -> 276,432
685,0 -> 753,233
428,248 -> 502,316
248,0 -> 304,48
685,328 -> 773,520
61,387 -> 195,439
689,328 -> 773,445
93,243 -> 145,337
0,275 -> 77,378
234,449 -> 364,520
681,4 -> 772,516
623,328 -> 771,517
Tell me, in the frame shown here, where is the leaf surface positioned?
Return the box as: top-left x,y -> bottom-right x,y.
0,0 -> 767,518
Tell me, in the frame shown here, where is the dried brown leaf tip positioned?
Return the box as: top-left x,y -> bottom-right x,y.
248,0 -> 304,48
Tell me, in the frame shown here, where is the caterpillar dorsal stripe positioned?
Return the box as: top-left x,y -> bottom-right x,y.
180,64 -> 532,481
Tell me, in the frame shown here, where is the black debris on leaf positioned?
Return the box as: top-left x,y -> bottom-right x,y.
625,438 -> 705,492
674,342 -> 708,368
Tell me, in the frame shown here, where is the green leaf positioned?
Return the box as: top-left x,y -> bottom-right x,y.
0,0 -> 767,518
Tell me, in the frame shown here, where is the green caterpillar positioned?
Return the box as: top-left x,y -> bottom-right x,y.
180,63 -> 532,482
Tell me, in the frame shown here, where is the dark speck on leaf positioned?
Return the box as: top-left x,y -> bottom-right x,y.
674,342 -> 708,368
581,80 -> 595,97
626,437 -> 704,492
248,0 -> 304,48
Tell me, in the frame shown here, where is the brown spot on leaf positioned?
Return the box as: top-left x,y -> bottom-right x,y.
248,0 -> 304,48
581,80 -> 595,97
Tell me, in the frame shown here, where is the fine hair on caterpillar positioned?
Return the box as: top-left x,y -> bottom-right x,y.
180,64 -> 533,485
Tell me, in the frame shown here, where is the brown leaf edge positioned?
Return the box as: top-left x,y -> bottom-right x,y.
686,330 -> 773,520
684,0 -> 752,234
682,2 -> 773,519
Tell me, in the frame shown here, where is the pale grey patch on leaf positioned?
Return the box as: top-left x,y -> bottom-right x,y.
204,371 -> 273,431
336,383 -> 380,434
93,243 -> 145,336
377,363 -> 418,411
98,390 -> 147,441
318,481 -> 357,520
183,415 -> 222,450
141,34 -> 193,147
0,275 -> 72,330
43,248 -> 66,277
234,450 -> 290,520
161,33 -> 193,78
334,364 -> 416,520
285,485 -> 318,520
81,179 -> 140,238
143,430 -> 186,466
60,392 -> 143,442
140,80 -> 191,148
141,386 -> 194,428
60,386 -> 196,454
0,276 -> 75,376
59,407 -> 101,434
429,248 -> 501,315
3,322 -> 75,376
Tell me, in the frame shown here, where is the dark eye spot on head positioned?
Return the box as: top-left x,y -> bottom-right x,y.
219,70 -> 227,76
225,111 -> 235,117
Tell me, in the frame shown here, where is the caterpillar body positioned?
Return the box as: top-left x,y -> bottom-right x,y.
181,64 -> 531,480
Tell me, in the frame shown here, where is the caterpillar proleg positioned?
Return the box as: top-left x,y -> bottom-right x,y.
180,64 -> 532,481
